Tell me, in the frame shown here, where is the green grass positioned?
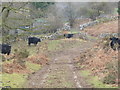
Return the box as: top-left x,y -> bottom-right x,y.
89,76 -> 113,88
2,39 -> 43,88
2,73 -> 28,88
80,70 -> 117,88
64,30 -> 80,34
26,61 -> 41,72
11,40 -> 39,56
87,35 -> 98,40
62,80 -> 74,88
69,30 -> 80,34
46,73 -> 74,88
80,70 -> 91,77
2,59 -> 13,65
1,38 -> 46,88
47,37 -> 88,52
1,61 -> 42,88
1,61 -> 41,88
48,40 -> 62,51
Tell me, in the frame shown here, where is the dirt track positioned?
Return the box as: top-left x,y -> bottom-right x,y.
25,39 -> 95,88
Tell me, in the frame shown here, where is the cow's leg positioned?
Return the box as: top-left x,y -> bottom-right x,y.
28,42 -> 31,46
34,42 -> 37,46
7,52 -> 10,55
110,41 -> 116,50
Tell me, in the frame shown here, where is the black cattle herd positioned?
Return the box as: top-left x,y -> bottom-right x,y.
0,35 -> 120,56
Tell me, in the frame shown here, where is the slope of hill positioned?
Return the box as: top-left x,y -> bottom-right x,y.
84,20 -> 118,37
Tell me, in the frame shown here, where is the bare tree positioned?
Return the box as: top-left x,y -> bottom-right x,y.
64,2 -> 77,28
46,4 -> 64,33
1,2 -> 32,36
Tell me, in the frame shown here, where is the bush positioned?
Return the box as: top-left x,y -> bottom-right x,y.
103,61 -> 118,84
14,49 -> 29,68
2,35 -> 16,43
2,55 -> 6,62
14,49 -> 29,59
103,73 -> 116,84
100,35 -> 113,52
0,55 -> 6,62
78,32 -> 89,40
56,35 -> 64,39
102,40 -> 110,52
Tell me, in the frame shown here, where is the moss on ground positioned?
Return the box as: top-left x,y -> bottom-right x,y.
89,76 -> 112,88
80,70 -> 90,77
2,73 -> 28,88
26,61 -> 41,72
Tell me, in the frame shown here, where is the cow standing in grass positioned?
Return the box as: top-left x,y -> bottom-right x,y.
28,37 -> 41,46
64,34 -> 74,38
0,44 -> 11,55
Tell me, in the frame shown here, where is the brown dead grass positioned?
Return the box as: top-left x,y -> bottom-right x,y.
74,43 -> 118,79
27,53 -> 49,66
2,53 -> 49,74
3,61 -> 31,74
84,20 -> 118,37
73,18 -> 90,28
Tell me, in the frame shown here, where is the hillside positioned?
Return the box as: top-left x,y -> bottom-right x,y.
73,20 -> 118,87
84,20 -> 118,37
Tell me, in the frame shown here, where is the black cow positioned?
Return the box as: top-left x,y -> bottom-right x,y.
0,44 -> 11,55
110,37 -> 120,50
64,34 -> 74,38
28,37 -> 41,46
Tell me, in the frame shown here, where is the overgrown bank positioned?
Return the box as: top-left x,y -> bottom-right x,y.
1,40 -> 49,88
74,39 -> 118,88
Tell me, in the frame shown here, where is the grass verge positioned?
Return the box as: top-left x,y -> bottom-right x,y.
26,61 -> 41,72
80,70 -> 117,88
48,40 -> 62,51
2,73 -> 28,88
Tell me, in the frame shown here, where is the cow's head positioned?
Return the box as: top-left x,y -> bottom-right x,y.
110,37 -> 118,41
110,37 -> 119,44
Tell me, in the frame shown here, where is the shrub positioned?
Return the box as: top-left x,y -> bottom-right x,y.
56,35 -> 64,39
14,49 -> 29,68
102,40 -> 110,52
103,73 -> 116,84
0,55 -> 6,62
78,32 -> 89,40
103,61 -> 118,84
2,55 -> 6,62
100,35 -> 113,52
14,49 -> 29,59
